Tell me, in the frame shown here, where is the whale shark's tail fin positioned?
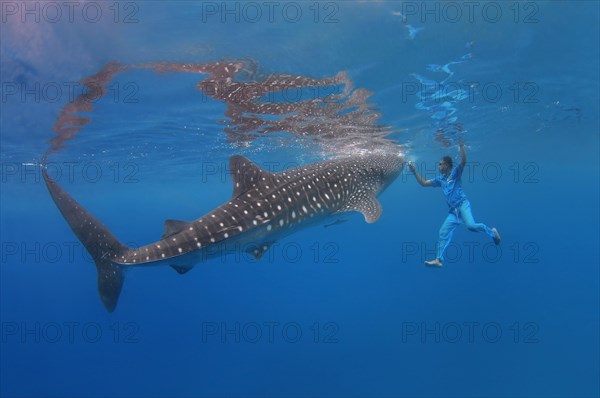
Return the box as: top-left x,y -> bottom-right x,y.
42,168 -> 128,312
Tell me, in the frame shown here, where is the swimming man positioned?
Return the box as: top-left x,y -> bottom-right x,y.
408,144 -> 501,267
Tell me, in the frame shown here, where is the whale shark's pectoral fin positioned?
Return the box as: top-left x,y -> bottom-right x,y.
162,219 -> 191,239
170,264 -> 194,275
338,192 -> 382,223
229,155 -> 275,198
247,242 -> 275,260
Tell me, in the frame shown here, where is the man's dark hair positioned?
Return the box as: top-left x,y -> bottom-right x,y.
442,156 -> 453,168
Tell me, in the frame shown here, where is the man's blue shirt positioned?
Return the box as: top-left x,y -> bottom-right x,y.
430,163 -> 467,209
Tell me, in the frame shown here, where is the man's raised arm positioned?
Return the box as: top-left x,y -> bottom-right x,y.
408,161 -> 432,187
460,144 -> 467,167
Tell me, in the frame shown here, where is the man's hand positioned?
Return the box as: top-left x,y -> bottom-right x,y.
408,161 -> 430,186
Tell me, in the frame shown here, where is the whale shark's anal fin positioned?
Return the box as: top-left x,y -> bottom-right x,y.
43,168 -> 128,312
170,264 -> 193,274
247,241 -> 275,260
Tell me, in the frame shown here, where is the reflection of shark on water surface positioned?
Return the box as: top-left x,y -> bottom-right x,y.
44,153 -> 404,311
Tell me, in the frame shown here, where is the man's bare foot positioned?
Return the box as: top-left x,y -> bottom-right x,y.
425,258 -> 443,267
492,227 -> 501,245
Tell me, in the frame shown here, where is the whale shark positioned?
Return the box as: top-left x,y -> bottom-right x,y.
43,153 -> 404,311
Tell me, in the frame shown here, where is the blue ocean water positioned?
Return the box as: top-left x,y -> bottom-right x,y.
1,1 -> 599,397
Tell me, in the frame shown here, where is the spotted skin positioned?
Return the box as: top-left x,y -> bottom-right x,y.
43,153 -> 404,311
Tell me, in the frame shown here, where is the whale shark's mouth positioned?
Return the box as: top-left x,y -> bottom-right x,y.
43,60 -> 401,164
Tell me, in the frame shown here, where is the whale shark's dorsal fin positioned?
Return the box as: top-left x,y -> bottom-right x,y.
338,192 -> 382,223
229,155 -> 274,198
162,219 -> 191,239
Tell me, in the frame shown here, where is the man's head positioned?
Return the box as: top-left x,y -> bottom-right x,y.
439,156 -> 453,175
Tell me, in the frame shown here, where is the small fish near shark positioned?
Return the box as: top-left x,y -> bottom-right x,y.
323,219 -> 349,228
43,152 -> 405,311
